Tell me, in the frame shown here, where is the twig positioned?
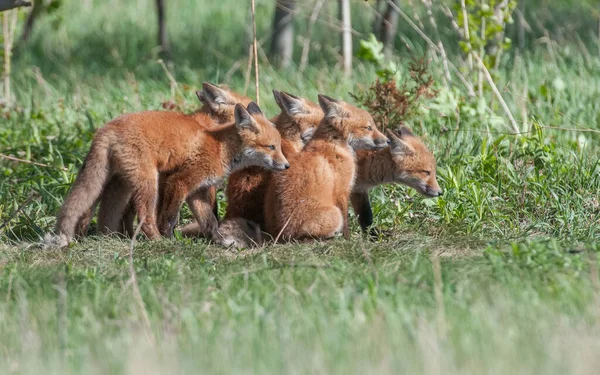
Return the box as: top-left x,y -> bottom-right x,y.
250,0 -> 260,104
0,0 -> 30,12
472,53 -> 520,134
422,0 -> 451,85
459,0 -> 473,71
299,0 -> 326,73
129,221 -> 155,345
243,45 -> 253,96
157,59 -> 183,100
2,9 -> 18,103
0,153 -> 69,171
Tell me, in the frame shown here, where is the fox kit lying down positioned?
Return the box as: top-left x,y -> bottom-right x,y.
179,90 -> 324,247
46,101 -> 288,247
74,82 -> 251,239
352,127 -> 443,234
264,95 -> 389,242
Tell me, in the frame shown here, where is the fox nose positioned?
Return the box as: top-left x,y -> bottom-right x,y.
387,138 -> 391,145
437,190 -> 443,196
284,163 -> 290,169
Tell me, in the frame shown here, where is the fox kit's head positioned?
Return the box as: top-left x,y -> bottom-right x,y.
317,95 -> 389,150
386,127 -> 442,198
234,102 -> 290,171
272,90 -> 323,148
197,82 -> 253,124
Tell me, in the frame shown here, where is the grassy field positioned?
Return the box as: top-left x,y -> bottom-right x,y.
1,0 -> 600,373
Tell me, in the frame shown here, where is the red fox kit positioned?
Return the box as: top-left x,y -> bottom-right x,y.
75,82 -> 251,239
263,95 -> 389,242
180,89 -> 324,243
205,90 -> 324,248
46,101 -> 288,247
351,127 -> 442,233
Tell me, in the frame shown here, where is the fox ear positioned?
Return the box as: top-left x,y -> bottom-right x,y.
274,90 -> 306,117
196,90 -> 206,103
202,82 -> 231,109
246,101 -> 264,116
318,94 -> 346,120
397,126 -> 414,138
235,104 -> 259,133
386,129 -> 414,157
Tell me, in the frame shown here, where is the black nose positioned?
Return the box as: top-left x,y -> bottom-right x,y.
387,138 -> 391,145
438,190 -> 443,196
284,163 -> 290,169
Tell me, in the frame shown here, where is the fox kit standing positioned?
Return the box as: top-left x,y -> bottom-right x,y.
264,95 -> 388,242
351,127 -> 442,233
75,82 -> 252,238
48,102 -> 288,246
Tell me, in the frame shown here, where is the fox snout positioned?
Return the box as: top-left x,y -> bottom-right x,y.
272,154 -> 290,171
425,186 -> 443,197
373,130 -> 389,149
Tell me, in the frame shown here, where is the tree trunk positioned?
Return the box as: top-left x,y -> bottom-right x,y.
20,1 -> 38,43
271,0 -> 296,69
378,0 -> 399,55
156,0 -> 171,59
371,0 -> 383,38
338,0 -> 352,75
0,0 -> 31,12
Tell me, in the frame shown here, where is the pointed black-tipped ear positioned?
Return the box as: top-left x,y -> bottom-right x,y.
202,82 -> 230,107
272,90 -> 283,107
274,90 -> 306,116
234,103 -> 258,133
246,101 -> 264,116
196,90 -> 206,103
386,129 -> 414,157
396,126 -> 414,138
318,94 -> 345,119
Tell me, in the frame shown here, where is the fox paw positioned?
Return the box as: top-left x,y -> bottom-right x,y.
42,233 -> 69,249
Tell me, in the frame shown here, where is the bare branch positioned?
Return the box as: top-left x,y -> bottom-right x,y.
0,0 -> 31,12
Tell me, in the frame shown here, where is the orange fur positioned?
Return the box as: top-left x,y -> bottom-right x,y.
48,101 -> 288,245
76,83 -> 252,238
181,90 -> 323,239
351,127 -> 442,232
263,95 -> 389,242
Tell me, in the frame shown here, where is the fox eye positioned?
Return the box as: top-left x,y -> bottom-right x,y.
422,171 -> 431,176
366,126 -> 373,131
268,145 -> 276,150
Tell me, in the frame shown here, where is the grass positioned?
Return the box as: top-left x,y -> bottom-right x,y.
1,0 -> 600,373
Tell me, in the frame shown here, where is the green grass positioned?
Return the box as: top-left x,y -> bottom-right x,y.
1,0 -> 600,373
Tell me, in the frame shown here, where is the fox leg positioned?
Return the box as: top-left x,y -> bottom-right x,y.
340,200 -> 351,240
350,192 -> 373,233
181,187 -> 218,239
75,202 -> 97,238
126,168 -> 161,240
157,173 -> 198,238
121,201 -> 136,237
97,175 -> 132,236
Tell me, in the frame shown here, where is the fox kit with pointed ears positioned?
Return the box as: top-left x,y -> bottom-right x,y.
47,99 -> 288,247
73,82 -> 252,240
264,94 -> 389,242
352,127 -> 442,234
180,90 -> 324,246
